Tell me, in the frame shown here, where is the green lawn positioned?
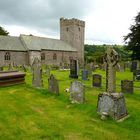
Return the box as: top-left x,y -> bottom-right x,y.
0,69 -> 140,140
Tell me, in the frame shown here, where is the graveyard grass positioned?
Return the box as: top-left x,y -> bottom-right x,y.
0,69 -> 140,140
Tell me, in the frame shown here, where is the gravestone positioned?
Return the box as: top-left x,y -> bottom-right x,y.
46,65 -> 50,77
69,59 -> 78,78
131,61 -> 137,72
70,81 -> 85,103
0,66 -> 3,71
32,57 -> 43,88
22,65 -> 27,72
97,48 -> 128,121
133,70 -> 140,81
0,71 -> 25,87
82,70 -> 88,80
98,93 -> 128,120
48,74 -> 59,95
8,62 -> 14,71
92,74 -> 102,87
121,80 -> 133,94
85,64 -> 92,76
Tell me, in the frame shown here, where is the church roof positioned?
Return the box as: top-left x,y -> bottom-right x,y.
0,35 -> 26,51
0,35 -> 77,52
20,35 -> 77,52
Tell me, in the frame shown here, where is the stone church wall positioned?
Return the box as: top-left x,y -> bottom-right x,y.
0,51 -> 28,66
41,50 -> 77,66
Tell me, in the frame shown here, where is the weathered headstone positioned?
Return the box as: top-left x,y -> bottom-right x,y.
85,63 -> 92,76
92,74 -> 102,87
121,80 -> 133,94
32,57 -> 43,88
131,61 -> 137,72
82,70 -> 88,80
98,92 -> 128,120
46,65 -> 50,76
48,74 -> 59,95
0,66 -> 3,71
69,59 -> 78,78
22,65 -> 27,72
97,48 -> 128,121
133,70 -> 140,81
105,48 -> 119,93
70,81 -> 85,103
8,62 -> 14,71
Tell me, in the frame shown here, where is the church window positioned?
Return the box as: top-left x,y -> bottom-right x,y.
78,27 -> 80,31
53,53 -> 57,60
41,53 -> 45,60
66,27 -> 69,32
4,52 -> 10,60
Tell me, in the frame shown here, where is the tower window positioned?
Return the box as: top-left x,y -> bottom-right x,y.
4,52 -> 10,60
78,27 -> 80,31
53,53 -> 57,60
66,27 -> 69,32
41,53 -> 45,60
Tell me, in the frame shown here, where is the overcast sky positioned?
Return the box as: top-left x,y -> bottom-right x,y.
0,0 -> 140,45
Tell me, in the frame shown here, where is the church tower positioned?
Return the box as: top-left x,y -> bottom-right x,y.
60,17 -> 85,65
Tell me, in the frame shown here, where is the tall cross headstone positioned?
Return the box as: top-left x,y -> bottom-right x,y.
104,48 -> 119,93
97,47 -> 128,121
32,57 -> 43,88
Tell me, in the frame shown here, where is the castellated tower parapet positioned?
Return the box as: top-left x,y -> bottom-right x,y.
60,17 -> 85,65
60,17 -> 85,27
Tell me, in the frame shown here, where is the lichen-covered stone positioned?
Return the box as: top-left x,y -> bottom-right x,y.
97,92 -> 128,120
70,81 -> 85,103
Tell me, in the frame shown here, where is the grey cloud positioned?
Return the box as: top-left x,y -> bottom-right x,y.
0,0 -> 93,35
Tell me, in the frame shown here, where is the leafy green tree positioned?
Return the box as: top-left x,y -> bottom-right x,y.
124,12 -> 140,60
0,26 -> 9,36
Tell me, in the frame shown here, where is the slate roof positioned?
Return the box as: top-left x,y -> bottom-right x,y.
0,35 -> 77,52
20,35 -> 77,52
0,35 -> 26,51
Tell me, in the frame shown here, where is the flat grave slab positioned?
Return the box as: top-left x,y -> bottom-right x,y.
0,71 -> 25,87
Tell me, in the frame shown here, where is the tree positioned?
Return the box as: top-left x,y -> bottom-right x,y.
0,26 -> 9,36
124,12 -> 140,60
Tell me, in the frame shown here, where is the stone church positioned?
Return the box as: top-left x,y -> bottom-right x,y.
0,18 -> 85,67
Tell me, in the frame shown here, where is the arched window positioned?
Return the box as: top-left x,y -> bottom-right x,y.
53,53 -> 57,60
4,52 -> 10,60
41,53 -> 45,60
